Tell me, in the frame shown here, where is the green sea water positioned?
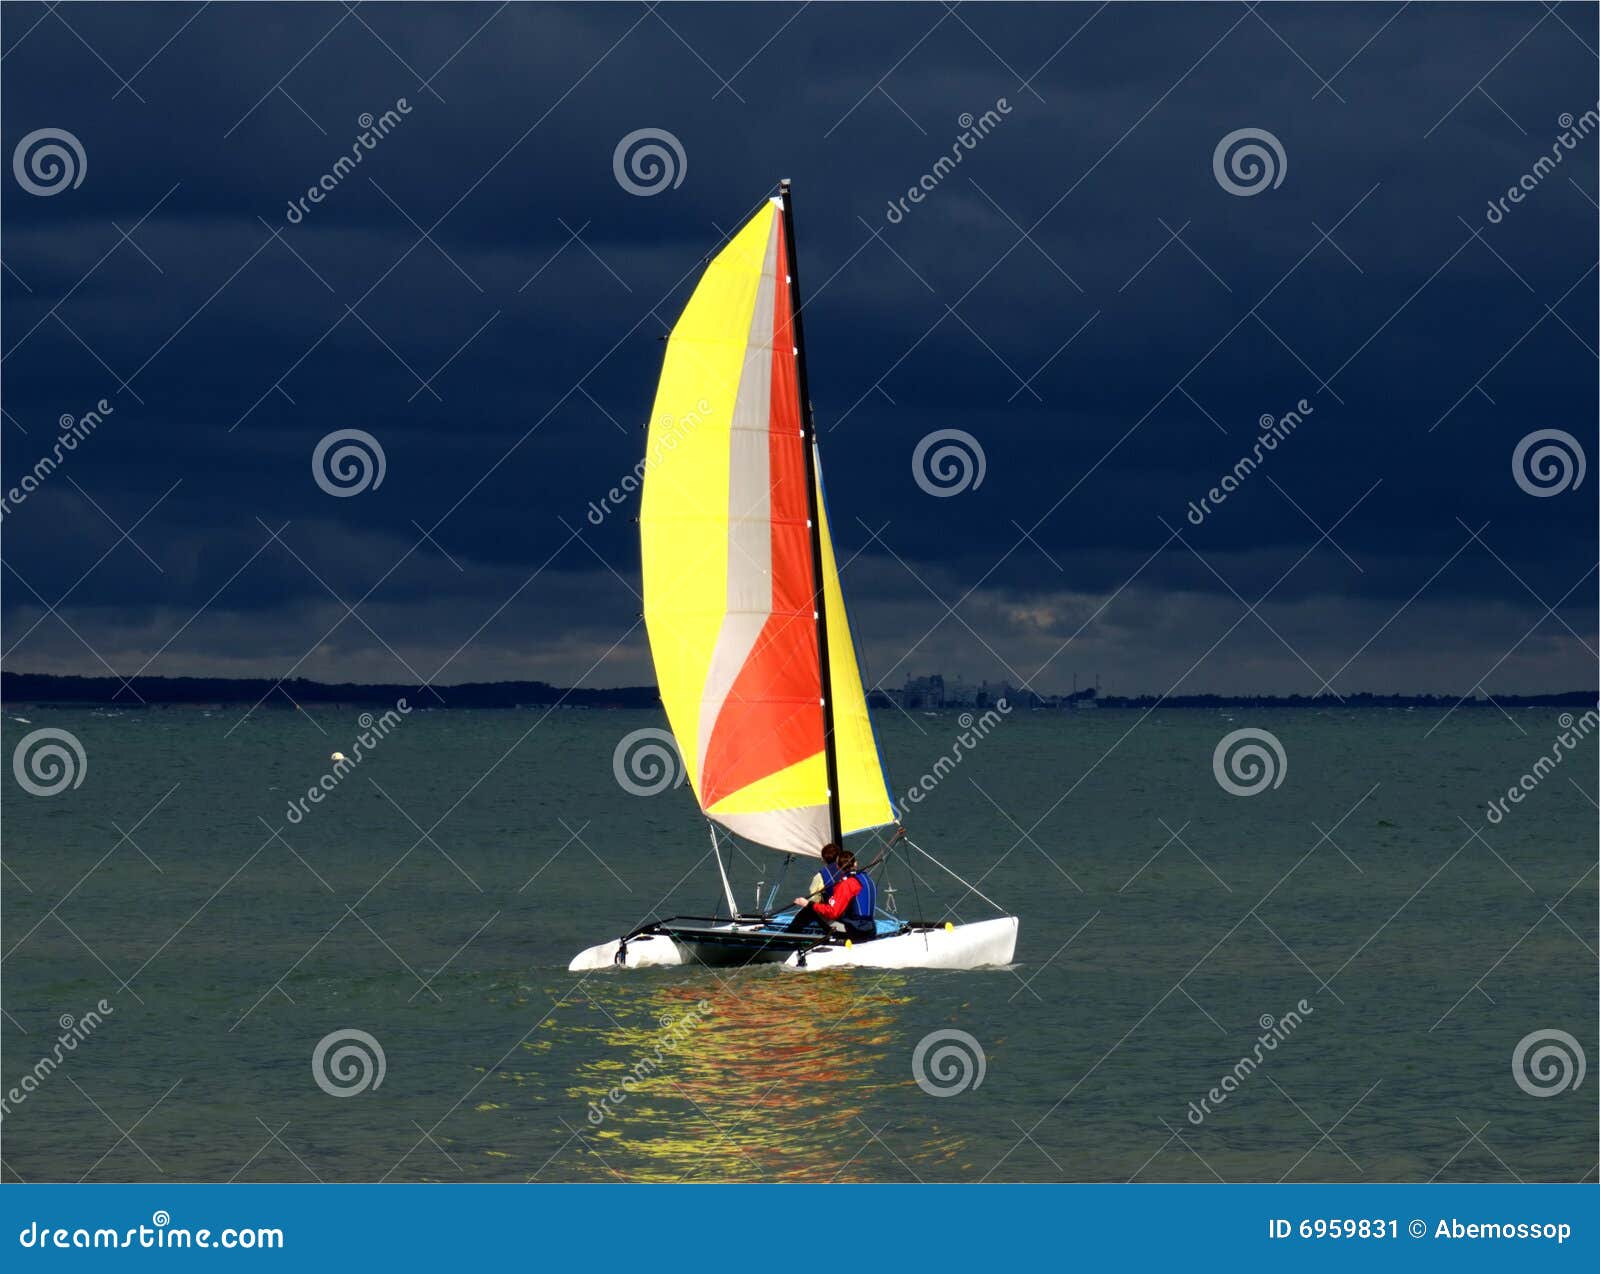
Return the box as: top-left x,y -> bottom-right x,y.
1,705 -> 1593,1183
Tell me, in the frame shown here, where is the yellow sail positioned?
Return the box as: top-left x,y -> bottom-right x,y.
640,197 -> 894,856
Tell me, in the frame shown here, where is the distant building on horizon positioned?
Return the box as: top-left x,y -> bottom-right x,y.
898,673 -> 945,710
879,671 -> 1099,711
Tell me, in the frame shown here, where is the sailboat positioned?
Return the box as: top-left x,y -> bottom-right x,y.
569,182 -> 1018,972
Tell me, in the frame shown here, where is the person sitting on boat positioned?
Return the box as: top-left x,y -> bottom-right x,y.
786,850 -> 876,942
806,842 -> 843,904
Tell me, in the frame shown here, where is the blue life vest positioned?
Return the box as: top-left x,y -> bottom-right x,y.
818,862 -> 842,897
846,870 -> 876,921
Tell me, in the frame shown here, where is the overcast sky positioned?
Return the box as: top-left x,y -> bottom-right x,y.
2,1 -> 1595,697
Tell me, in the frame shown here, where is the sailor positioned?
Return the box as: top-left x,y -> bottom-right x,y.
837,851 -> 877,942
806,842 -> 843,904
786,850 -> 876,942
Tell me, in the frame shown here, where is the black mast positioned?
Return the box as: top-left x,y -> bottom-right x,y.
779,178 -> 843,849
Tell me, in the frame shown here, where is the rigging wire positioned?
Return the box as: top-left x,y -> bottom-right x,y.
901,833 -> 1008,913
763,854 -> 793,915
707,822 -> 739,917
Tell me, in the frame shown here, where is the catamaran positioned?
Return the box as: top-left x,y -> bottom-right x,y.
569,182 -> 1018,972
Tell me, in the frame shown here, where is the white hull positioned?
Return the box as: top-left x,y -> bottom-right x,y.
786,916 -> 1017,970
568,930 -> 692,971
567,916 -> 1018,972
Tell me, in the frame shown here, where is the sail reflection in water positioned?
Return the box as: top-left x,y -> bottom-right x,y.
559,973 -> 965,1181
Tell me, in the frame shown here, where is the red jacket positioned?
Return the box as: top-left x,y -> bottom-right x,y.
812,874 -> 860,921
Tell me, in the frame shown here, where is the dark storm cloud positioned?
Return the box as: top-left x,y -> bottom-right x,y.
2,1 -> 1594,694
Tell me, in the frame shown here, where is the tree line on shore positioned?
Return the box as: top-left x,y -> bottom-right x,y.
3,672 -> 1591,711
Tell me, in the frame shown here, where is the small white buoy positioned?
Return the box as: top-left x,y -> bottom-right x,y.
330,751 -> 347,763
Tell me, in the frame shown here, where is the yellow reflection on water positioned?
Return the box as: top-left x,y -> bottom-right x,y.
555,970 -> 962,1182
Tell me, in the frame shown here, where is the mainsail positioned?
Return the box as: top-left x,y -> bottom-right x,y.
640,192 -> 895,857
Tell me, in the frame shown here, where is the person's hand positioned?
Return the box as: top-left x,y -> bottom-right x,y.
793,897 -> 808,908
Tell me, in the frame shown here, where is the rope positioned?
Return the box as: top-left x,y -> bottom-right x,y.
901,833 -> 1008,913
905,839 -> 925,925
763,854 -> 793,914
708,824 -> 738,917
860,824 -> 905,874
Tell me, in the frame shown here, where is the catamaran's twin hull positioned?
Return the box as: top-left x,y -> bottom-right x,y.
782,917 -> 1018,969
567,916 -> 1019,972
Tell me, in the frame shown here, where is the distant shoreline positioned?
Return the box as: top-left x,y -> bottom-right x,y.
0,672 -> 659,710
1,672 -> 1591,711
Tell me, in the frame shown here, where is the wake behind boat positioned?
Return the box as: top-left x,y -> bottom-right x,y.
570,181 -> 1018,974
